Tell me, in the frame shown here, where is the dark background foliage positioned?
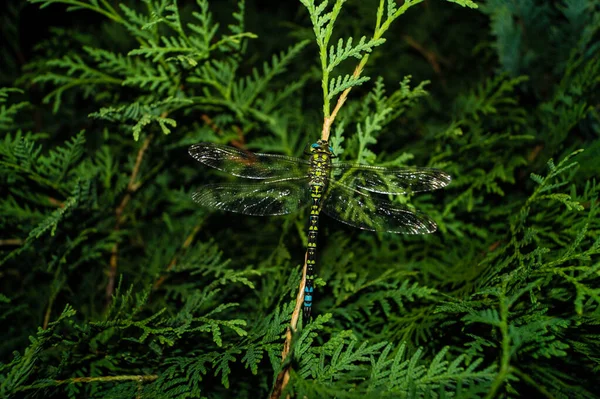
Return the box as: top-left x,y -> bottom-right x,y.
1,0 -> 599,398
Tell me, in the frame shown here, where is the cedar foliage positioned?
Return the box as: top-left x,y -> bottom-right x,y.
1,0 -> 599,398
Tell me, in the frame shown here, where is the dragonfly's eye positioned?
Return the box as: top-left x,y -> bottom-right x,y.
329,146 -> 334,153
311,143 -> 319,149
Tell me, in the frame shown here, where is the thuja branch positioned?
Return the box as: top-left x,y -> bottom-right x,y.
270,252 -> 308,399
106,134 -> 153,303
322,62 -> 363,141
29,0 -> 125,24
486,283 -> 513,399
314,0 -> 426,141
16,374 -> 158,392
153,112 -> 247,291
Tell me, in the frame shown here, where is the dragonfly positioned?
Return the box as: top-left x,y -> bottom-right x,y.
189,140 -> 451,319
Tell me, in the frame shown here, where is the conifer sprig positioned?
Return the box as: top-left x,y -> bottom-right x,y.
26,0 -> 302,141
300,0 -> 477,141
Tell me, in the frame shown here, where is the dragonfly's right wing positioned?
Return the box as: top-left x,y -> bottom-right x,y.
330,163 -> 451,194
192,178 -> 310,216
189,143 -> 309,179
322,182 -> 438,234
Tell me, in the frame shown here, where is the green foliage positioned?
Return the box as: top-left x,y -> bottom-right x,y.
291,339 -> 495,398
1,0 -> 599,398
0,88 -> 29,129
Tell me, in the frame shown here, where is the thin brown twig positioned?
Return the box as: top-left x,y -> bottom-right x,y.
42,297 -> 54,330
154,113 -> 243,290
0,238 -> 24,246
270,252 -> 308,399
153,223 -> 203,290
201,114 -> 222,135
402,34 -> 447,78
151,113 -> 245,291
231,125 -> 246,148
201,113 -> 246,148
321,63 -> 365,142
47,197 -> 65,208
527,144 -> 544,162
106,135 -> 153,304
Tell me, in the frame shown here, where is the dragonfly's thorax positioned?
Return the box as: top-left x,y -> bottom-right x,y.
308,152 -> 332,179
306,141 -> 333,214
308,150 -> 332,192
307,140 -> 333,180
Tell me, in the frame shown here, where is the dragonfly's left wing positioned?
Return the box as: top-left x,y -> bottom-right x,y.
189,143 -> 309,179
331,163 -> 451,195
321,182 -> 438,234
192,178 -> 310,216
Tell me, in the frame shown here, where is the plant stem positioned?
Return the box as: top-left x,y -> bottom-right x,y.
486,283 -> 512,398
106,135 -> 153,304
270,251 -> 308,398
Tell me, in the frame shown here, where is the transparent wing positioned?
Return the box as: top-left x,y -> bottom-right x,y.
331,163 -> 451,195
189,142 -> 309,179
192,178 -> 310,216
321,182 -> 438,234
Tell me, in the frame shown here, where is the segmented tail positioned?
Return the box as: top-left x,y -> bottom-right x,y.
303,210 -> 319,321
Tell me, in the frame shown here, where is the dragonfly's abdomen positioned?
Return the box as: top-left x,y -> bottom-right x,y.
303,150 -> 332,318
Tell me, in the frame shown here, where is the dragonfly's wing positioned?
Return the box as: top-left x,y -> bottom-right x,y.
192,178 -> 310,216
322,181 -> 438,234
331,163 -> 451,195
189,142 -> 309,179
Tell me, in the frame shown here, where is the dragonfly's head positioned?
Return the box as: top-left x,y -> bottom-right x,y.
309,140 -> 335,156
